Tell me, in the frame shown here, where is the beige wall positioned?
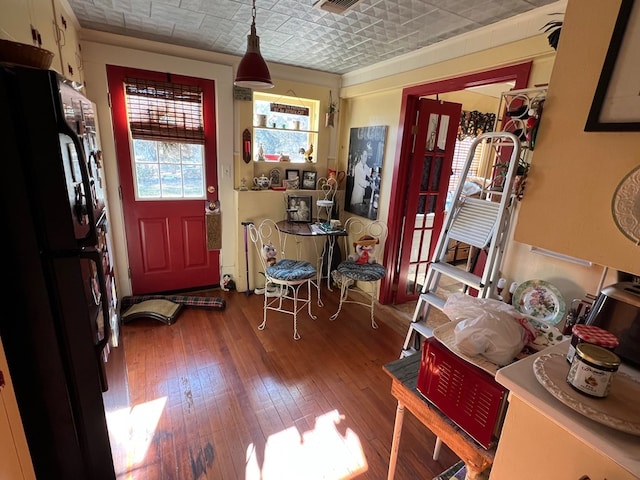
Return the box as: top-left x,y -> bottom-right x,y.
335,33 -> 615,304
515,0 -> 640,277
77,0 -> 635,304
80,33 -> 340,296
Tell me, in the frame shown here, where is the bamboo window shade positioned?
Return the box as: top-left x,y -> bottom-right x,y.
125,77 -> 205,144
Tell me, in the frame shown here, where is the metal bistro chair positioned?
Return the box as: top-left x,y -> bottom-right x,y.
248,219 -> 318,340
330,218 -> 388,328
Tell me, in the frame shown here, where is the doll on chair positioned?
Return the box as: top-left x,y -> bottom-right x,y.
348,235 -> 379,265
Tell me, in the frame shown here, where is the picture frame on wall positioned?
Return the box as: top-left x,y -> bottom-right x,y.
286,194 -> 312,223
344,125 -> 388,220
585,0 -> 640,131
302,170 -> 317,190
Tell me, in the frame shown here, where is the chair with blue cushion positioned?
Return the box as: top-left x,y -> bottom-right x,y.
330,218 -> 388,328
248,219 -> 318,340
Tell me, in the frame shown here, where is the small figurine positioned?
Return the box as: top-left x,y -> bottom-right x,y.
262,242 -> 277,267
348,235 -> 379,265
300,144 -> 313,162
257,143 -> 265,161
239,177 -> 248,191
221,274 -> 236,291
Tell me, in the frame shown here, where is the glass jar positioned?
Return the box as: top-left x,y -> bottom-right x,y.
566,343 -> 620,398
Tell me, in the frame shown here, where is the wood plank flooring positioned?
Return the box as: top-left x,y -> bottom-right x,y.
110,287 -> 460,479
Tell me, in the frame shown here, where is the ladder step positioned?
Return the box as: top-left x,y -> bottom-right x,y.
408,318 -> 435,339
418,292 -> 447,310
430,262 -> 483,290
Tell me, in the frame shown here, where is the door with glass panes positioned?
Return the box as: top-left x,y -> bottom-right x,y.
107,65 -> 219,295
394,98 -> 462,303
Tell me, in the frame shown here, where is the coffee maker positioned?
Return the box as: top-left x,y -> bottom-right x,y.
585,282 -> 640,368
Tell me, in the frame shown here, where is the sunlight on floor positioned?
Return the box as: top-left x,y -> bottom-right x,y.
106,397 -> 167,469
245,409 -> 368,480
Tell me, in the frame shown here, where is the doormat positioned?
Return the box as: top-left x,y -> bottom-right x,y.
122,294 -> 226,311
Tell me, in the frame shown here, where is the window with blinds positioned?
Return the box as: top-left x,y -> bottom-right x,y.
125,78 -> 205,199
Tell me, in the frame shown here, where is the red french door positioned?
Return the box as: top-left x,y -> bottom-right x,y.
107,65 -> 219,295
393,98 -> 462,303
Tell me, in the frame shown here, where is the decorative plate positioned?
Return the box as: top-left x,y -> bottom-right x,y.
513,279 -> 566,326
524,317 -> 565,351
533,353 -> 640,436
612,165 -> 640,244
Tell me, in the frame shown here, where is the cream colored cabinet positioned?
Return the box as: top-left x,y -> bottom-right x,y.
0,0 -> 34,45
0,0 -> 60,70
0,340 -> 36,480
0,0 -> 83,83
52,0 -> 83,84
490,395 -> 638,480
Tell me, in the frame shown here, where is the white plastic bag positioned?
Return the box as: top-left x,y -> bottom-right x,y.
443,293 -> 530,366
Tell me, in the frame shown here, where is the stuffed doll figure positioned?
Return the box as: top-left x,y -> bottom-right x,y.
348,235 -> 379,265
262,242 -> 277,267
221,274 -> 236,291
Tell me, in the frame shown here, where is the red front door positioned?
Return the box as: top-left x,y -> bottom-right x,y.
394,98 -> 462,303
107,66 -> 219,295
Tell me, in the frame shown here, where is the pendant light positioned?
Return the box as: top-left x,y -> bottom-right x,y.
234,0 -> 274,89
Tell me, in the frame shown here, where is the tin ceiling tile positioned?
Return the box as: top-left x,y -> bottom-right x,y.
67,0 -> 559,74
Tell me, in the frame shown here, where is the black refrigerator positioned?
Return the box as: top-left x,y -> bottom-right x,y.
0,64 -> 126,479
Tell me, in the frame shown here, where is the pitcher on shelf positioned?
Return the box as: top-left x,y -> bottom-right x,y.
327,168 -> 346,187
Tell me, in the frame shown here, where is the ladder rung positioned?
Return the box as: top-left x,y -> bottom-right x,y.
408,319 -> 435,339
430,262 -> 483,290
418,292 -> 447,310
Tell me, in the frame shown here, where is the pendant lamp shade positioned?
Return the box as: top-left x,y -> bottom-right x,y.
234,1 -> 274,89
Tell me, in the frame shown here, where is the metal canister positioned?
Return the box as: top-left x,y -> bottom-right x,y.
566,324 -> 619,364
566,343 -> 620,398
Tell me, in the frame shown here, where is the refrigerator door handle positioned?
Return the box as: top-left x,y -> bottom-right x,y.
80,248 -> 111,391
59,119 -> 97,246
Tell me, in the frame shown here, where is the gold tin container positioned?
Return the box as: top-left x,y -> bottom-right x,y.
567,343 -> 621,398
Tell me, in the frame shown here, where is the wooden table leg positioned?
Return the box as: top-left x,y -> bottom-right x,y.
387,401 -> 405,480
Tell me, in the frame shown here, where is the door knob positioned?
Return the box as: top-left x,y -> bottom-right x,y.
207,186 -> 216,194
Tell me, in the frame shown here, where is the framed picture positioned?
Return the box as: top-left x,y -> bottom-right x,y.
344,125 -> 388,220
585,0 -> 640,131
268,168 -> 281,187
286,194 -> 312,223
302,170 -> 317,190
285,169 -> 299,181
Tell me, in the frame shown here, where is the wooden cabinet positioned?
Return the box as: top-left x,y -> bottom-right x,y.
0,0 -> 83,83
490,395 -> 638,480
52,0 -> 83,84
0,341 -> 36,480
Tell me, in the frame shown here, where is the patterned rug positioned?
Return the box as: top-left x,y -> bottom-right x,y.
121,294 -> 226,311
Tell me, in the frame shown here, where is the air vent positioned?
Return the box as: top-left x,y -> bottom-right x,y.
313,0 -> 361,14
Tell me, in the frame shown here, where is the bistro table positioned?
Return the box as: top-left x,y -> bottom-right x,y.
383,354 -> 495,480
275,220 -> 347,298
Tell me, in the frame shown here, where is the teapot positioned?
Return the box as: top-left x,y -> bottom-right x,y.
253,174 -> 271,190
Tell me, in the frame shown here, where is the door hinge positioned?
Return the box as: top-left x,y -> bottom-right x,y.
411,124 -> 418,135
107,92 -> 112,108
0,370 -> 5,390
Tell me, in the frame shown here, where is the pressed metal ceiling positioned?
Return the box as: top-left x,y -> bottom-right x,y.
68,0 -> 558,75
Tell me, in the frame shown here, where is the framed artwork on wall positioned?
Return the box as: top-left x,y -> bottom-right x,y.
302,170 -> 317,190
585,0 -> 640,131
344,125 -> 388,220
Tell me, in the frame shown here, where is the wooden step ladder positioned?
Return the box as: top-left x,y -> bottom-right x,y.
401,131 -> 522,356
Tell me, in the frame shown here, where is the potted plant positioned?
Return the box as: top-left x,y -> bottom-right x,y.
325,92 -> 337,127
541,14 -> 563,50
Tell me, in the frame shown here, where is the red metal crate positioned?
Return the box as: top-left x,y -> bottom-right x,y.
417,337 -> 508,449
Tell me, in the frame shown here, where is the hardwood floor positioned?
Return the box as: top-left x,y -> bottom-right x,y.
110,287 -> 460,479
